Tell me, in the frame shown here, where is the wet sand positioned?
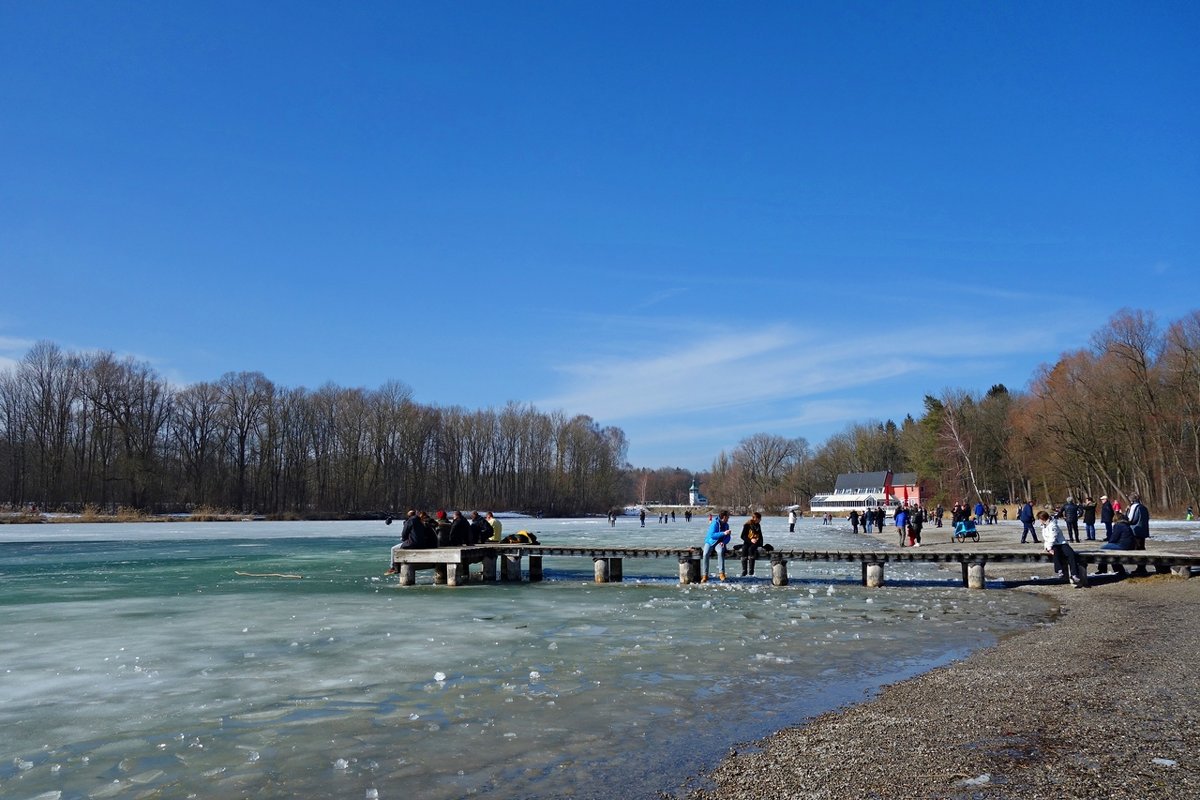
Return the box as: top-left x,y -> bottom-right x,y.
681,529 -> 1200,799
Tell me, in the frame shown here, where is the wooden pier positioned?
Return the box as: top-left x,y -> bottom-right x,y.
388,545 -> 1200,589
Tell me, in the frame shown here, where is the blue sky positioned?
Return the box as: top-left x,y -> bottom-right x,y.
2,2 -> 1197,470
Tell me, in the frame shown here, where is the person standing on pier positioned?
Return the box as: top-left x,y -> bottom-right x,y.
701,510 -> 732,583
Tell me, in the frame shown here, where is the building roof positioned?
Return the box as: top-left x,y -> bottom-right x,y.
832,471 -> 917,492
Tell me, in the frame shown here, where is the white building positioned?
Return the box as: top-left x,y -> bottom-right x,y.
808,470 -> 921,514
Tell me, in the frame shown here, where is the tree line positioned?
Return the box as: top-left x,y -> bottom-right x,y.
701,309 -> 1200,515
0,342 -> 628,516
4,309 -> 1196,518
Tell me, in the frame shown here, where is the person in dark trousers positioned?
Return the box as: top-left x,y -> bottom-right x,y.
1100,495 -> 1115,541
1018,500 -> 1040,543
1096,512 -> 1136,575
739,512 -> 764,576
469,511 -> 493,545
1038,510 -> 1083,585
1061,497 -> 1080,542
1081,496 -> 1098,540
848,509 -> 860,534
449,510 -> 471,546
1127,493 -> 1152,575
907,507 -> 923,547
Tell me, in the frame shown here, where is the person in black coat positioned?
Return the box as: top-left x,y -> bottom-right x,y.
1127,494 -> 1152,575
449,510 -> 471,546
1098,512 -> 1136,576
468,511 -> 493,545
1100,495 -> 1115,541
1081,497 -> 1098,540
1061,497 -> 1080,542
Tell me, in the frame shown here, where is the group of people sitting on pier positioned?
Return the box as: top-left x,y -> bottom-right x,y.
385,510 -> 542,560
700,510 -> 775,582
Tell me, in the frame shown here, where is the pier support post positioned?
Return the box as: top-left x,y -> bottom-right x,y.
434,565 -> 448,585
528,556 -> 543,582
446,563 -> 465,587
594,557 -> 610,583
502,554 -> 522,582
966,561 -> 986,589
398,564 -> 416,586
481,554 -> 497,583
679,556 -> 698,584
771,558 -> 789,587
1171,564 -> 1193,579
609,558 -> 623,582
864,561 -> 885,588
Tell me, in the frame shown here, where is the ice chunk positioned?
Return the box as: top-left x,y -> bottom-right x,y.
958,773 -> 991,786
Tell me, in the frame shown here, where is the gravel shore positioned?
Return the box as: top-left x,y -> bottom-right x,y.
681,538 -> 1200,799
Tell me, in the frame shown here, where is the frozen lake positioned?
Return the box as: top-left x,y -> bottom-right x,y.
0,515 -> 1100,799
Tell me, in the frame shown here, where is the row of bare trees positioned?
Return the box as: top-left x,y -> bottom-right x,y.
704,310 -> 1200,515
0,342 -> 628,515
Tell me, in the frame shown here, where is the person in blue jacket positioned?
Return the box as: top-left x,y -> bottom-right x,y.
894,504 -> 909,546
1097,512 -> 1136,576
701,510 -> 732,583
1018,500 -> 1040,543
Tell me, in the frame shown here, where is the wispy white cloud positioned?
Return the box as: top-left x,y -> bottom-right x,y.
537,314 -> 1067,424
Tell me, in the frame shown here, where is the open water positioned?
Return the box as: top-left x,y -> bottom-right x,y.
1,515 -> 1077,799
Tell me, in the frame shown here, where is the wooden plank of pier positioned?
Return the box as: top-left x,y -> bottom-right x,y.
388,544 -> 1200,589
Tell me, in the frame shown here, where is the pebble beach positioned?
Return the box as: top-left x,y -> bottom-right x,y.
682,527 -> 1200,799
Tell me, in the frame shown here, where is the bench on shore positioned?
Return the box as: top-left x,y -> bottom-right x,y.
387,545 -> 1200,589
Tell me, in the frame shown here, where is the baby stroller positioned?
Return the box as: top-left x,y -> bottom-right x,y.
953,519 -> 980,543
